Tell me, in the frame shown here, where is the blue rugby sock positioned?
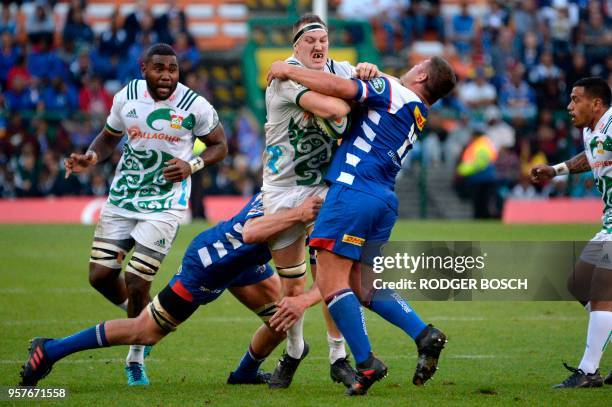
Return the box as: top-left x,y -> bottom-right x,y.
326,289 -> 371,364
44,323 -> 109,362
367,289 -> 426,339
232,346 -> 265,380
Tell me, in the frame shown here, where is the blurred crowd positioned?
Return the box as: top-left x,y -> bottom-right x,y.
1,0 -> 612,219
337,0 -> 611,217
0,0 -> 263,208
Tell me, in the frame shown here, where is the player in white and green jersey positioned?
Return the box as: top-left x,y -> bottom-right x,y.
531,77 -> 612,388
262,13 -> 382,389
64,43 -> 228,386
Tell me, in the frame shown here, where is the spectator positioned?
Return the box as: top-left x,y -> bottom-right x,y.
0,3 -> 16,35
571,173 -> 600,198
485,106 -> 515,150
4,75 -> 36,112
26,0 -> 55,49
499,63 -> 538,126
449,1 -> 477,56
510,174 -> 539,199
512,0 -> 539,37
99,10 -> 128,59
78,75 -> 112,118
62,6 -> 94,50
0,31 -> 20,89
41,76 -> 78,116
457,67 -> 497,110
11,142 -> 39,197
582,8 -> 612,66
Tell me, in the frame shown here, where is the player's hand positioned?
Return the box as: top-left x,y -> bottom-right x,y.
64,150 -> 98,178
267,61 -> 293,85
297,196 -> 323,223
163,157 -> 191,182
530,165 -> 556,184
355,62 -> 380,80
269,296 -> 308,332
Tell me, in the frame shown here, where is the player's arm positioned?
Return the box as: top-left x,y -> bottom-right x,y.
269,285 -> 322,332
531,151 -> 590,184
163,122 -> 228,182
242,196 -> 322,244
64,128 -> 122,178
268,61 -> 358,100
298,91 -> 351,120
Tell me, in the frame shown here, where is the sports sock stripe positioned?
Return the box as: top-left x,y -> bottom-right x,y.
325,288 -> 353,307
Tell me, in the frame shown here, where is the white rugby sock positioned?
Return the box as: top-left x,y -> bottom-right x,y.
578,311 -> 612,374
286,315 -> 305,359
126,345 -> 145,365
117,299 -> 128,312
327,333 -> 347,364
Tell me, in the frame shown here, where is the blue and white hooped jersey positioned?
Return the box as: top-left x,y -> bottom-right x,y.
181,193 -> 272,277
325,77 -> 428,211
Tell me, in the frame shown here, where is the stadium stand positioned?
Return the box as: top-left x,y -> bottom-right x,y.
1,0 -> 611,221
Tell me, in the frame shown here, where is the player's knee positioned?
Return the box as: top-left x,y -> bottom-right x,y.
276,261 -> 307,280
130,313 -> 164,345
88,264 -> 118,289
90,241 -> 126,271
125,251 -> 161,283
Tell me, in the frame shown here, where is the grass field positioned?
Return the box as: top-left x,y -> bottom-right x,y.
1,221 -> 611,406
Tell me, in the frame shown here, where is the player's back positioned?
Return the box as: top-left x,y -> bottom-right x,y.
326,77 -> 428,209
182,193 -> 271,277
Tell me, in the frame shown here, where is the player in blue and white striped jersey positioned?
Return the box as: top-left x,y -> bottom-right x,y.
19,193 -> 322,387
267,57 -> 456,396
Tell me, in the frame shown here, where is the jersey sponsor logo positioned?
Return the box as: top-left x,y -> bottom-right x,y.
370,77 -> 385,94
589,136 -> 612,157
414,105 -> 426,131
154,238 -> 166,248
342,234 -> 365,246
593,160 -> 612,168
146,108 -> 195,131
126,109 -> 138,118
127,126 -> 181,143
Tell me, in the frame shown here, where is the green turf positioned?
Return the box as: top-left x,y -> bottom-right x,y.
0,221 -> 610,406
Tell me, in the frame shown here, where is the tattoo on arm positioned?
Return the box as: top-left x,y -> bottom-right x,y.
565,151 -> 590,173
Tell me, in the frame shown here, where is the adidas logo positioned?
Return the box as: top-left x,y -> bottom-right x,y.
126,109 -> 138,118
154,238 -> 166,248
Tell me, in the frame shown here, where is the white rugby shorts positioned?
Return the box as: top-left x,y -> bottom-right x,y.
262,184 -> 328,250
94,203 -> 181,255
579,229 -> 612,270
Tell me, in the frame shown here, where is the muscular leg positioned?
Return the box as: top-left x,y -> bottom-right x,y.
568,260 -> 596,309
123,243 -> 164,369
88,238 -> 133,309
227,275 -> 286,383
317,250 -> 372,365
271,236 -> 307,359
41,309 -> 168,364
310,252 -> 348,364
577,267 -> 612,375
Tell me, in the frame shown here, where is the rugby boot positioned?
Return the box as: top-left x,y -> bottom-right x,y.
227,370 -> 272,385
553,363 -> 603,388
413,324 -> 447,386
345,354 -> 388,396
19,337 -> 54,387
605,370 -> 612,385
330,356 -> 357,387
268,342 -> 309,389
125,362 -> 150,386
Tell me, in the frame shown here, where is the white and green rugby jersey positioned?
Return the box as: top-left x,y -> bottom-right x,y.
584,106 -> 612,231
105,80 -> 219,216
263,56 -> 354,188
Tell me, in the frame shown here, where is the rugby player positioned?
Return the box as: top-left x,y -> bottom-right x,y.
63,43 -> 228,385
267,56 -> 457,395
19,194 -> 322,387
262,13 -> 380,388
531,77 -> 612,388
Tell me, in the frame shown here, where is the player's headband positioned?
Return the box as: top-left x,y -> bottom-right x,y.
292,23 -> 328,46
